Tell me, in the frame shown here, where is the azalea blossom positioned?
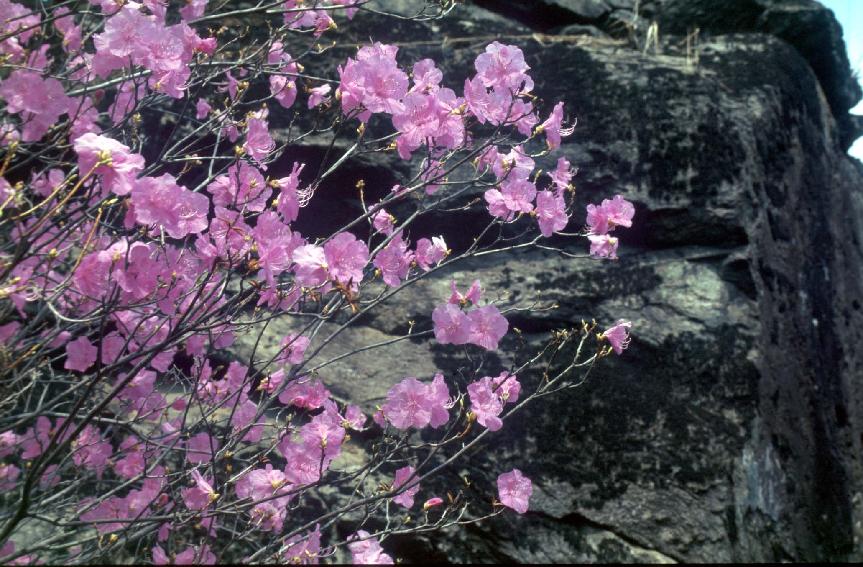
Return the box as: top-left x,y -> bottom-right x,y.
382,374 -> 450,430
415,236 -> 447,270
467,305 -> 508,350
602,320 -> 632,354
243,116 -> 275,165
65,336 -> 97,372
307,84 -> 332,108
432,303 -> 471,345
132,174 -> 209,239
324,231 -> 369,286
181,469 -> 218,510
535,190 -> 568,237
585,195 -> 635,235
497,468 -> 532,514
347,531 -> 394,565
73,133 -> 145,196
448,279 -> 481,306
588,234 -> 619,259
392,466 -> 420,508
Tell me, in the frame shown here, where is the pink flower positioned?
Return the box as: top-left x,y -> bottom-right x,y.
602,320 -> 632,355
492,371 -> 521,404
448,279 -> 482,306
284,0 -> 334,37
382,374 -> 450,430
279,378 -> 331,409
535,190 -> 568,237
185,432 -> 220,464
0,70 -> 71,141
182,469 -> 218,510
292,244 -> 328,287
342,404 -> 368,430
253,212 -> 303,282
548,157 -> 574,192
0,322 -> 19,346
392,89 -> 465,159
492,145 -> 534,181
180,0 -> 208,20
54,8 -> 83,51
300,403 -> 346,459
232,396 -> 265,443
474,42 -> 534,93
0,464 -> 20,492
497,468 -> 532,514
307,84 -> 332,108
587,234 -> 619,259
270,74 -> 297,109
244,116 -> 275,165
195,98 -> 211,119
602,195 -> 635,229
71,425 -> 113,479
467,305 -> 508,350
338,42 -> 408,122
152,545 -> 169,565
73,133 -> 145,196
467,377 -> 504,431
132,174 -> 209,239
432,303 -> 471,345
207,162 -> 270,212
275,162 -> 305,223
392,465 -> 419,508
282,525 -> 322,564
537,101 -> 574,149
372,209 -> 395,235
112,242 -> 160,300
235,464 -> 288,502
415,236 -> 447,270
373,236 -> 414,287
410,58 -> 443,93
586,195 -> 635,235
0,431 -> 19,459
175,545 -> 216,565
485,178 -> 536,221
324,232 -> 369,286
65,336 -> 97,372
276,333 -> 310,365
279,436 -> 333,485
467,372 -> 520,431
423,497 -> 444,510
586,203 -> 609,235
347,531 -> 394,565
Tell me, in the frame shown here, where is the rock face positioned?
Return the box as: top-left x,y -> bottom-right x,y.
244,0 -> 863,562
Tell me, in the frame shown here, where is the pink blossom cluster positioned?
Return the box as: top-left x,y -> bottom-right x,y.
432,280 -> 509,350
283,0 -> 361,37
585,195 -> 636,259
91,5 -> 215,97
467,371 -> 521,431
497,468 -> 533,514
348,531 -> 394,564
378,374 -> 451,430
0,71 -> 72,141
481,145 -> 571,237
0,5 -> 632,560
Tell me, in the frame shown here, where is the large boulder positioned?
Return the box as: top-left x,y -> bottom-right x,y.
244,0 -> 863,562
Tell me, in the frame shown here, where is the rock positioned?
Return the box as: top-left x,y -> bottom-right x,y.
655,0 -> 863,151
471,0 -> 862,151
242,0 -> 863,562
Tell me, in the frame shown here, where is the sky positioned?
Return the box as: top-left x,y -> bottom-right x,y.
819,0 -> 863,160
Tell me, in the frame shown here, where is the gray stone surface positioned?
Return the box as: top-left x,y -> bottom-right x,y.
240,0 -> 863,562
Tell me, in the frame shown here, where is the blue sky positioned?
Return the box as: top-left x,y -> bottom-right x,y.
819,0 -> 863,160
